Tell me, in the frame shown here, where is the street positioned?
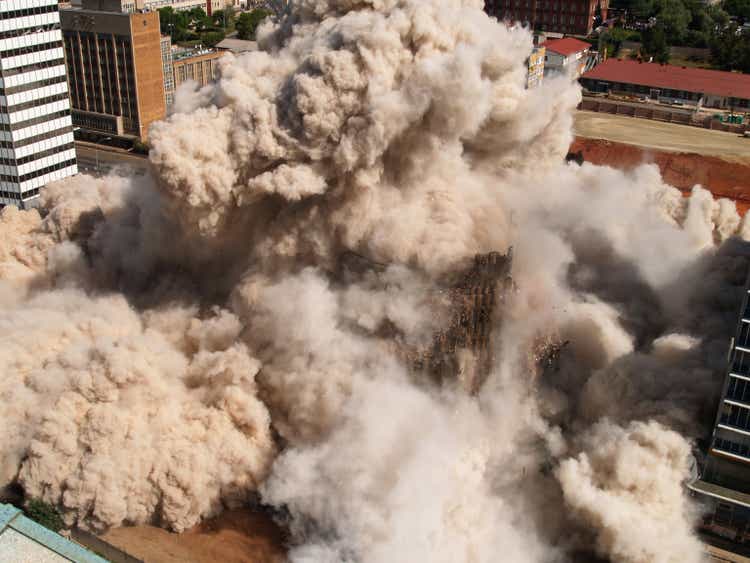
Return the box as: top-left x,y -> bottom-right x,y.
74,141 -> 151,177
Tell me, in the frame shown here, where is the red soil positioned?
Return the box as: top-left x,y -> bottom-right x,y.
570,137 -> 750,215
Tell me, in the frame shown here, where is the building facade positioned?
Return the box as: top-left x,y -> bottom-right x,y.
60,2 -> 166,139
526,46 -> 545,88
171,46 -> 221,90
160,34 -> 174,107
0,0 -> 78,209
690,269 -> 750,544
543,37 -> 593,78
485,0 -> 609,36
580,59 -> 750,109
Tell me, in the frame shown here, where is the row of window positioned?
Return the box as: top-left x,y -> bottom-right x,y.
0,109 -> 69,133
0,189 -> 20,199
0,22 -> 59,40
720,402 -> 750,432
0,74 -> 67,96
0,125 -> 71,149
714,436 -> 750,460
0,187 -> 39,199
0,92 -> 68,114
0,4 -> 59,20
0,141 -> 73,166
2,57 -> 64,78
727,376 -> 750,406
503,0 -> 592,11
0,156 -> 74,183
0,39 -> 61,59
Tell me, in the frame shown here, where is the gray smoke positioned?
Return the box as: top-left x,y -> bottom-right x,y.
0,0 -> 748,561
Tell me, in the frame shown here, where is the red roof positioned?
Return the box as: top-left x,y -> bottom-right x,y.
542,37 -> 592,56
582,58 -> 750,100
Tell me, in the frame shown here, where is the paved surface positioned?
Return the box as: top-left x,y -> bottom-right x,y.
574,110 -> 750,160
74,142 -> 150,176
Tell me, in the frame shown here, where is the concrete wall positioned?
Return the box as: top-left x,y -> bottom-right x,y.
70,529 -> 143,563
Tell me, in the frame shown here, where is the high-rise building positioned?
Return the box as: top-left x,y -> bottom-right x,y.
60,0 -> 166,140
485,0 -> 609,36
690,270 -> 750,543
0,0 -> 78,209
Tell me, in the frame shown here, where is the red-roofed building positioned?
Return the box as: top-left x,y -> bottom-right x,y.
542,37 -> 593,78
581,58 -> 750,110
485,0 -> 608,36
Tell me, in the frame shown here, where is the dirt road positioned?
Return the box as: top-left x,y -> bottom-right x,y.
101,509 -> 286,563
574,111 -> 750,160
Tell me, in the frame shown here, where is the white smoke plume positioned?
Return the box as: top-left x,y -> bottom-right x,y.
0,0 -> 748,560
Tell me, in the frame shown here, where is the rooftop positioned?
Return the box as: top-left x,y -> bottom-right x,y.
171,46 -> 220,62
582,58 -> 750,100
215,37 -> 258,53
542,37 -> 592,56
0,503 -> 108,563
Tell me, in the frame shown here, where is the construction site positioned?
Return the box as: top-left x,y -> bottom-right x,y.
572,110 -> 750,214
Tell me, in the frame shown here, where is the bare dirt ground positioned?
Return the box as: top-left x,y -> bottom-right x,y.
574,111 -> 750,159
101,509 -> 287,563
572,111 -> 750,214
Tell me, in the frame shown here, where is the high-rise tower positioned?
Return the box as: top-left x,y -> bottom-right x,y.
0,0 -> 78,209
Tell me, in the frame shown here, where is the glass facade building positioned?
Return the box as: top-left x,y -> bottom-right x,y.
0,0 -> 77,209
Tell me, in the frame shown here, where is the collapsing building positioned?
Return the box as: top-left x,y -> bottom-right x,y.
690,268 -> 750,544
412,250 -> 514,393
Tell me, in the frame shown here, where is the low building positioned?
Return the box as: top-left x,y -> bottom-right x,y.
215,37 -> 258,54
527,46 -> 546,88
172,46 -> 222,89
484,0 -> 609,36
0,503 -> 107,562
542,37 -> 593,78
580,58 -> 750,110
61,1 -> 167,139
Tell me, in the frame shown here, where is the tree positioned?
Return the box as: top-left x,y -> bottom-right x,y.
723,0 -> 750,21
642,24 -> 670,62
236,8 -> 269,40
25,499 -> 64,532
201,30 -> 226,46
654,0 -> 691,44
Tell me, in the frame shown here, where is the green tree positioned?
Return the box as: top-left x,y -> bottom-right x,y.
723,0 -> 750,21
236,8 -> 269,40
654,0 -> 691,44
201,30 -> 226,46
25,499 -> 64,533
159,7 -> 190,41
642,24 -> 670,62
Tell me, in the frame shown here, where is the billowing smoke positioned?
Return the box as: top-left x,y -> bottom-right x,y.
1,0 -> 748,560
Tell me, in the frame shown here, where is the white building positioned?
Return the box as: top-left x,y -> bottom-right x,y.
0,0 -> 77,209
542,37 -> 593,79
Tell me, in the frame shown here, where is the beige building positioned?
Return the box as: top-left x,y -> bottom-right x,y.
61,0 -> 166,139
171,47 -> 221,90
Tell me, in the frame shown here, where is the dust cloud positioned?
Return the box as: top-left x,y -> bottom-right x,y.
1,0 -> 748,561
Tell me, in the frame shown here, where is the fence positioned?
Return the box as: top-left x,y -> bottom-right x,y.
70,528 -> 143,563
579,98 -> 750,135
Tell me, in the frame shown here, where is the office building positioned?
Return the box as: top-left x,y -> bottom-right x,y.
60,0 -> 166,140
171,46 -> 221,90
690,269 -> 750,543
0,0 -> 78,209
485,0 -> 609,36
581,59 -> 750,109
